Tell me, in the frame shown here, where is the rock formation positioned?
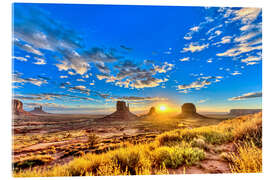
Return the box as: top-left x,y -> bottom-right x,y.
229,109 -> 262,116
30,106 -> 48,114
97,101 -> 138,121
148,107 -> 157,116
12,99 -> 32,116
177,103 -> 207,119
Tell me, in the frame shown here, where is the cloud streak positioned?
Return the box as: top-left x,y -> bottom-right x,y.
228,92 -> 262,101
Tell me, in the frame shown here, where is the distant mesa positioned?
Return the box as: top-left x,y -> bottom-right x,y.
148,107 -> 157,116
177,103 -> 207,119
30,106 -> 49,115
140,106 -> 157,119
229,109 -> 262,116
97,101 -> 138,121
12,99 -> 33,116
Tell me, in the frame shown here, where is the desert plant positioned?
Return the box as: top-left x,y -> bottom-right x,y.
88,133 -> 99,148
151,146 -> 205,168
229,141 -> 262,173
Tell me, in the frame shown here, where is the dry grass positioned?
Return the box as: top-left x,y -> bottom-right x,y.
229,142 -> 262,173
13,112 -> 262,176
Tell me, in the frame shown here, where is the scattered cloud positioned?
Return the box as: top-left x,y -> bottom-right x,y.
60,75 -> 68,79
198,99 -> 207,104
207,59 -> 213,63
97,60 -> 173,89
14,92 -> 96,102
13,72 -> 48,86
177,76 -> 222,92
13,39 -> 43,56
241,56 -> 261,65
33,57 -> 46,65
76,79 -> 85,82
108,96 -> 168,102
190,26 -> 200,32
179,57 -> 190,62
228,92 -> 262,101
231,71 -> 241,76
182,43 -> 209,53
13,56 -> 28,62
231,8 -> 261,24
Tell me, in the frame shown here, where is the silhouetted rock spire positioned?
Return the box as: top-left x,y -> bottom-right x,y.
97,101 -> 137,121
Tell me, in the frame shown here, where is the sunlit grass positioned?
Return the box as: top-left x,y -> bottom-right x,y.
13,112 -> 262,176
229,142 -> 262,173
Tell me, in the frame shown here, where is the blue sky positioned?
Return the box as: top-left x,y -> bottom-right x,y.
12,3 -> 262,114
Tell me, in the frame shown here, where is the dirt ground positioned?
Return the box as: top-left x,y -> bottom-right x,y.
12,113 -> 232,173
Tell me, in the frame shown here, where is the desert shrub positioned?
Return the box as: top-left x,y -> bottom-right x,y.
191,138 -> 208,150
108,145 -> 151,175
95,161 -> 129,176
88,133 -> 99,148
157,127 -> 233,146
66,153 -> 107,176
13,155 -> 55,171
151,146 -> 205,168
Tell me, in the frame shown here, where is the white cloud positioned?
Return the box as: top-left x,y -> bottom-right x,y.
231,71 -> 241,76
232,8 -> 261,24
234,32 -> 257,43
198,99 -> 207,104
220,36 -> 232,44
60,76 -> 68,78
207,59 -> 213,63
190,26 -> 200,32
215,30 -> 222,36
182,43 -> 209,53
33,57 -> 46,65
241,56 -> 261,63
217,43 -> 261,57
246,62 -> 258,66
228,92 -> 262,101
68,71 -> 76,76
184,36 -> 192,40
153,62 -> 174,73
179,57 -> 190,62
13,56 -> 28,62
76,79 -> 85,82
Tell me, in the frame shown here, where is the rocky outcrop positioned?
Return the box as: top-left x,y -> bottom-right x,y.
177,103 -> 207,119
148,107 -> 157,116
140,106 -> 158,119
229,109 -> 262,116
30,106 -> 48,114
12,99 -> 32,116
97,101 -> 138,121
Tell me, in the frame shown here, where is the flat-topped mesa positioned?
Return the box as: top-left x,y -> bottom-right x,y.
30,105 -> 48,114
97,101 -> 138,121
182,103 -> 196,115
12,99 -> 32,116
229,109 -> 262,116
177,103 -> 207,119
117,101 -> 129,112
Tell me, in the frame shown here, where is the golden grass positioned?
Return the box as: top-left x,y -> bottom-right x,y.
229,142 -> 262,173
13,112 -> 262,176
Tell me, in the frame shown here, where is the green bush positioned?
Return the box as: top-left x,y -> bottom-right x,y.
152,146 -> 205,168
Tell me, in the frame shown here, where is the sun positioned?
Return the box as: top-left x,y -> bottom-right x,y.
159,105 -> 167,112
